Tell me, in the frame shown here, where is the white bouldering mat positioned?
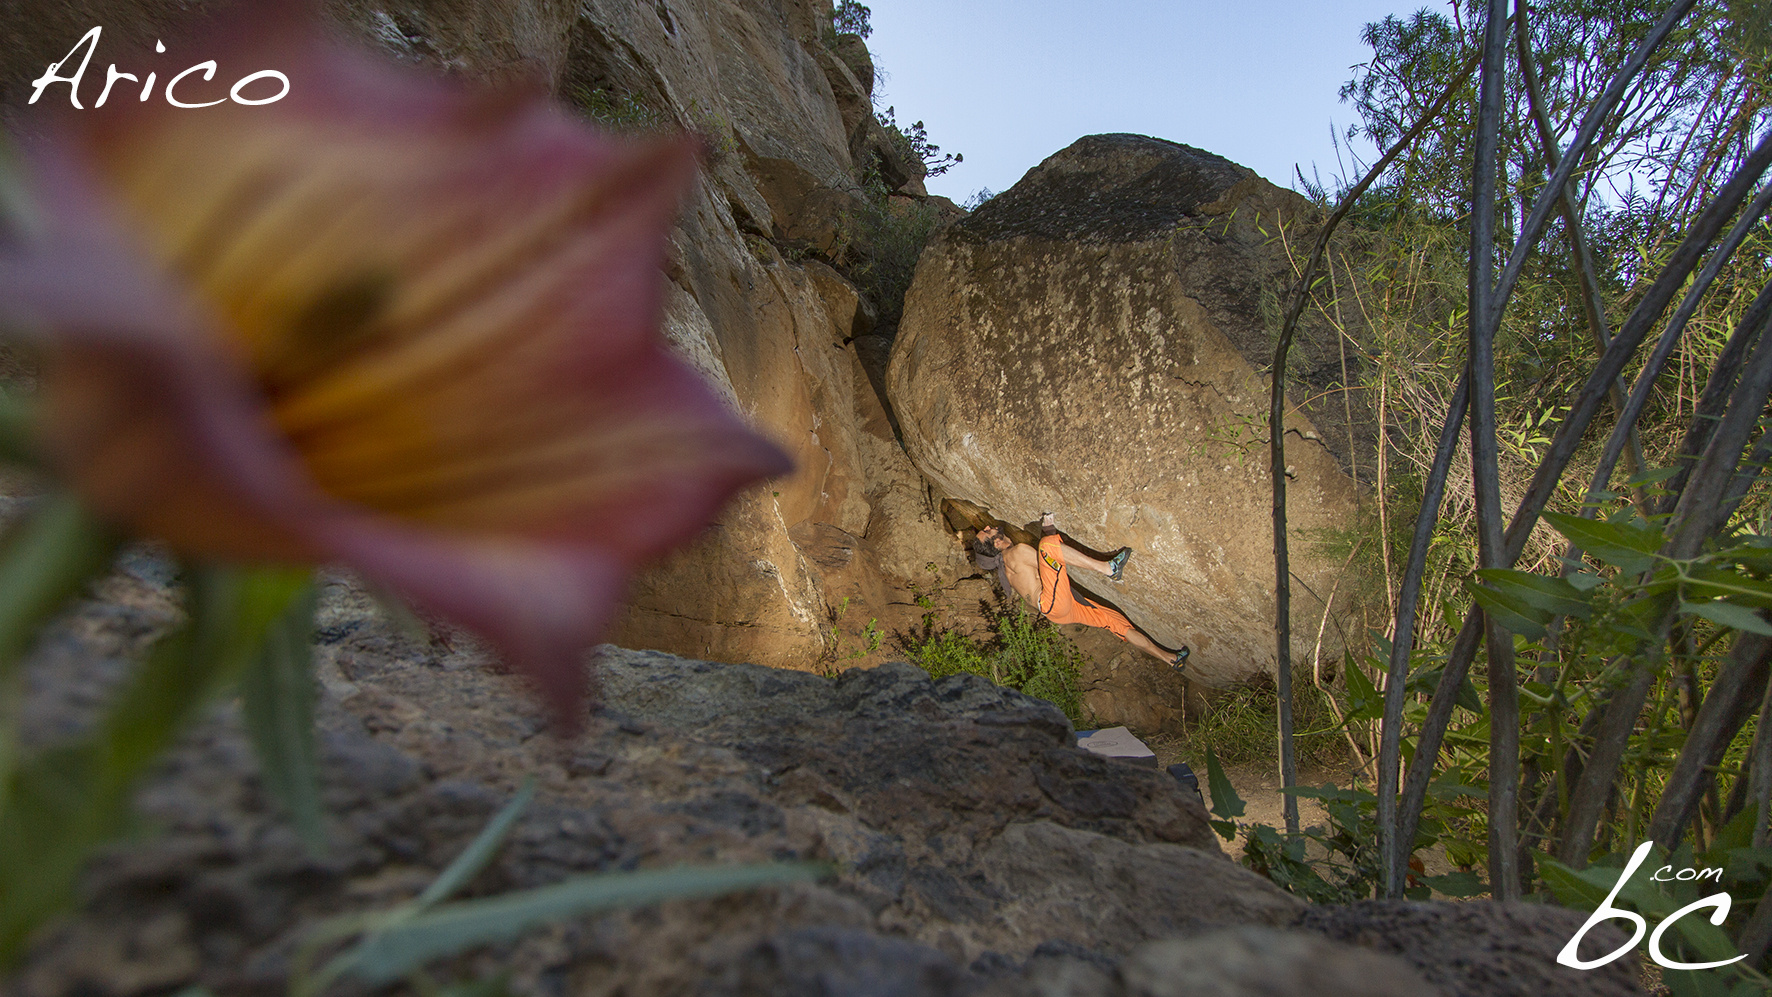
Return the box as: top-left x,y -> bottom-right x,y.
1075,726 -> 1158,767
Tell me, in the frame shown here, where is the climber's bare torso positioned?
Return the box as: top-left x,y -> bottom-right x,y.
997,541 -> 1040,607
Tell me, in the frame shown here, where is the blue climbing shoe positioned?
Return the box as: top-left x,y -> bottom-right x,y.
1170,646 -> 1190,670
1109,547 -> 1133,581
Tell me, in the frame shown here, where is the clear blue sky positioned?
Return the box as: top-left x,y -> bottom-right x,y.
863,0 -> 1436,203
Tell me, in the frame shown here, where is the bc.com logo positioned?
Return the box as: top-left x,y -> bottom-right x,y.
1559,841 -> 1745,971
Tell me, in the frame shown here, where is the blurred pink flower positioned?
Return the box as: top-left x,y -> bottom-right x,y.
0,3 -> 791,724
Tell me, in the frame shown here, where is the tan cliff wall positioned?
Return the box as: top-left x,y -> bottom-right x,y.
1,0 -> 952,671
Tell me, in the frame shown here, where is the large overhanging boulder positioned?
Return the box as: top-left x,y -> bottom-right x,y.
888,134 -> 1362,686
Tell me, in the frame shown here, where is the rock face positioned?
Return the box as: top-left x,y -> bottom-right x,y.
432,0 -> 949,667
1106,926 -> 1436,997
888,134 -> 1363,686
13,568 -> 1643,996
12,567 -> 1299,995
1295,901 -> 1647,997
1,0 -> 951,671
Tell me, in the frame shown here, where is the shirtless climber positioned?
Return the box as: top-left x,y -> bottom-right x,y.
971,512 -> 1190,669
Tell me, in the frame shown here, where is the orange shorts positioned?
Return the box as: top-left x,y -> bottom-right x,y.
1036,535 -> 1134,640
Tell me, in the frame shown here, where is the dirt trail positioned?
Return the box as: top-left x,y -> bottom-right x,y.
1145,749 -> 1462,886
1215,762 -> 1338,855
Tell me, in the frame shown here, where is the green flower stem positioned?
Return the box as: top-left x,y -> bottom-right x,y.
0,493 -> 120,813
0,128 -> 38,240
0,390 -> 41,471
0,493 -> 120,672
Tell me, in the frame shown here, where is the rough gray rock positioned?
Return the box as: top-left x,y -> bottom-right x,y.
1116,926 -> 1438,997
887,134 -> 1363,688
11,571 -> 1281,995
1295,900 -> 1647,997
8,566 -> 1657,996
974,926 -> 1437,997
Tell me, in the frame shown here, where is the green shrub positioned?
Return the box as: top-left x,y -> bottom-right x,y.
832,0 -> 872,38
562,85 -> 665,132
1171,670 -> 1346,769
907,601 -> 1088,727
909,627 -> 991,679
846,190 -> 944,325
872,106 -> 961,179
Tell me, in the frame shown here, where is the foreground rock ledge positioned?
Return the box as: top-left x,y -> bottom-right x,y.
14,571 -> 1639,996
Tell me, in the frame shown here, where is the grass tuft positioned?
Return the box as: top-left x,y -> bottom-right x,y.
903,600 -> 1088,727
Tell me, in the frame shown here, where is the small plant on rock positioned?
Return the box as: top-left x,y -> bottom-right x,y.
874,105 -> 961,178
832,0 -> 872,38
906,599 -> 1088,727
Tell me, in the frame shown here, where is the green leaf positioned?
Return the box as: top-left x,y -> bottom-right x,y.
0,491 -> 106,852
1708,806 -> 1760,858
0,390 -> 41,471
1538,854 -> 1619,909
1474,568 -> 1594,619
238,577 -> 325,854
1724,845 -> 1772,882
1342,655 -> 1382,721
1541,850 -> 1742,969
0,563 -> 312,968
0,493 -> 120,673
1719,548 -> 1772,577
1616,589 -> 1680,641
415,778 -> 537,911
1420,870 -> 1487,897
0,745 -> 114,967
191,568 -> 316,677
1690,572 -> 1772,614
1441,835 -> 1486,870
1626,466 -> 1684,487
1404,664 -> 1440,694
1543,511 -> 1663,574
1663,971 -> 1752,997
0,609 -> 235,966
1425,780 -> 1487,801
1469,580 -> 1550,639
337,863 -> 830,985
1566,570 -> 1605,593
1202,746 -> 1245,821
98,568 -> 309,796
1682,600 -> 1772,636
1408,664 -> 1481,712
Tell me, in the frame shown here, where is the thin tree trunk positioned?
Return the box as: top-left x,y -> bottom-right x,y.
1753,675 -> 1772,848
1399,130 -> 1772,875
1586,193 -> 1772,521
1560,659 -> 1657,865
1468,0 -> 1520,901
1647,634 -> 1772,845
1488,0 -> 1702,312
1560,296 -> 1772,864
1662,272 -> 1772,516
1741,660 -> 1772,964
1271,46 -> 1485,841
1513,0 -> 1649,505
1720,431 -> 1772,526
1378,374 -> 1468,897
